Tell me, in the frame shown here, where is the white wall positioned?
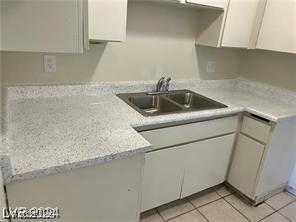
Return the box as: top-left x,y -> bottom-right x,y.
240,50 -> 296,91
1,1 -> 243,85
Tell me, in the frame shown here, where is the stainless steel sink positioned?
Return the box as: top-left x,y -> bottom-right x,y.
166,91 -> 227,111
128,95 -> 183,116
117,90 -> 227,116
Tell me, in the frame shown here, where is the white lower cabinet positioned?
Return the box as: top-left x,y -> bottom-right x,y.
228,134 -> 265,199
181,134 -> 235,198
6,156 -> 144,222
141,147 -> 185,212
141,129 -> 237,211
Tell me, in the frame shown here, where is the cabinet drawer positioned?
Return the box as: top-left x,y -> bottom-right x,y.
241,116 -> 271,143
140,116 -> 239,149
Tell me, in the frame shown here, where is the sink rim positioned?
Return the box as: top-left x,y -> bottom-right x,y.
117,89 -> 228,117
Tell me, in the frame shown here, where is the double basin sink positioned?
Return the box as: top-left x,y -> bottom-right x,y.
117,90 -> 227,116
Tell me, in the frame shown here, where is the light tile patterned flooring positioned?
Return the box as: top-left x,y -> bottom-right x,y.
140,185 -> 296,222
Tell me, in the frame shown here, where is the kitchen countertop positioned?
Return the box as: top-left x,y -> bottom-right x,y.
2,78 -> 296,183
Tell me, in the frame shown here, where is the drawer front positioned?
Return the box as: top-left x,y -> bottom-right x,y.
241,116 -> 271,143
140,116 -> 239,149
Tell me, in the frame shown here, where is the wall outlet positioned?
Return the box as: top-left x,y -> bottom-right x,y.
44,55 -> 56,73
206,61 -> 216,73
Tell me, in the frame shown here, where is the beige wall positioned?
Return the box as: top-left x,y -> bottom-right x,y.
240,50 -> 296,91
1,1 -> 243,85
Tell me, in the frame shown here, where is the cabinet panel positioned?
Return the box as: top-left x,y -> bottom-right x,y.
141,147 -> 184,212
228,134 -> 265,198
256,0 -> 296,54
181,134 -> 235,198
186,0 -> 228,9
221,0 -> 261,48
7,156 -> 144,222
88,0 -> 127,42
140,116 -> 239,149
1,0 -> 83,53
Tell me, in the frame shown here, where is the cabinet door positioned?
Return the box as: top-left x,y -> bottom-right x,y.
181,134 -> 235,198
186,0 -> 228,9
256,0 -> 296,54
228,134 -> 265,199
88,0 -> 127,42
1,0 -> 83,53
142,147 -> 184,212
221,0 -> 261,48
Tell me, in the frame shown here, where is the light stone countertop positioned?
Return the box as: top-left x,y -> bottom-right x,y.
2,78 -> 296,183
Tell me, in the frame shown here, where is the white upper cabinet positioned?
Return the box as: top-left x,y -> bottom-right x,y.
196,0 -> 261,48
87,0 -> 128,43
1,0 -> 84,53
255,0 -> 296,54
1,0 -> 128,53
221,0 -> 261,48
185,0 -> 228,9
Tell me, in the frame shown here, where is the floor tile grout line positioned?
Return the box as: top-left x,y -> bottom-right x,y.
285,189 -> 296,198
187,194 -> 223,209
222,196 -> 252,222
196,208 -> 210,222
155,207 -> 166,222
187,197 -> 210,222
165,208 -> 197,222
276,210 -> 294,222
266,198 -> 296,212
188,198 -> 210,222
260,201 -> 294,222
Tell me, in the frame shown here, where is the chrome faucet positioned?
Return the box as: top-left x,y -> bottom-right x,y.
148,77 -> 172,95
156,77 -> 166,92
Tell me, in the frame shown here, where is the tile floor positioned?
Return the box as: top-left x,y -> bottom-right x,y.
140,185 -> 296,222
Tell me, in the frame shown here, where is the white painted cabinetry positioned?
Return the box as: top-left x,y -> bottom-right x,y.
1,0 -> 84,53
181,134 -> 236,197
185,0 -> 228,9
228,134 -> 265,198
228,115 -> 296,203
255,0 -> 296,54
196,0 -> 261,48
221,0 -> 261,48
140,116 -> 238,211
141,147 -> 184,212
87,0 -> 128,42
1,0 -> 128,53
6,156 -> 144,222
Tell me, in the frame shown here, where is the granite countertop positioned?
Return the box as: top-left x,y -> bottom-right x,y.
2,79 -> 296,183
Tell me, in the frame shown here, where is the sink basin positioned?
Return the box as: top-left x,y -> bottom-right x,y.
117,90 -> 227,116
166,91 -> 227,110
124,95 -> 183,116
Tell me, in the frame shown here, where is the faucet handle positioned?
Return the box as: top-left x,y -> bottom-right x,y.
164,77 -> 172,91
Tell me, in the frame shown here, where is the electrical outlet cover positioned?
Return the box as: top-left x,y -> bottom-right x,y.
206,61 -> 216,73
44,55 -> 56,73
